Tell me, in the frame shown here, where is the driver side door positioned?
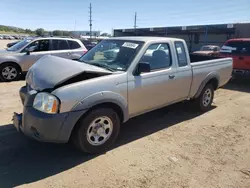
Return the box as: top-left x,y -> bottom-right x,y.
128,43 -> 178,117
20,39 -> 51,71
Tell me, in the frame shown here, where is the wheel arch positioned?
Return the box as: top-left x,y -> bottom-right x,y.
0,61 -> 22,72
194,73 -> 219,99
71,91 -> 128,122
0,61 -> 22,81
69,101 -> 125,143
64,91 -> 128,141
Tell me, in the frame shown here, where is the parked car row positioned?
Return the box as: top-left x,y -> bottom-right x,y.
0,34 -> 27,40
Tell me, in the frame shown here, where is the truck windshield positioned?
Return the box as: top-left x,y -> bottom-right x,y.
79,40 -> 144,71
7,39 -> 32,52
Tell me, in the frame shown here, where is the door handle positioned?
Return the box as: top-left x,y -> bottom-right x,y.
239,56 -> 244,60
169,75 -> 175,79
67,52 -> 71,56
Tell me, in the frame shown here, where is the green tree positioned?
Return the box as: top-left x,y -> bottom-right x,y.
35,28 -> 45,36
25,29 -> 32,34
52,30 -> 63,36
62,31 -> 70,36
0,26 -> 10,32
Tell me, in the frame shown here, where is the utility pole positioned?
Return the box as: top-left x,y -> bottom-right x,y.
134,12 -> 137,35
89,3 -> 93,41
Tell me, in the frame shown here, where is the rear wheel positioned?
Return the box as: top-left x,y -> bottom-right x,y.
0,63 -> 21,82
194,84 -> 214,112
73,108 -> 120,154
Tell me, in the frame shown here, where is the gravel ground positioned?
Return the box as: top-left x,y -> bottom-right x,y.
0,41 -> 250,188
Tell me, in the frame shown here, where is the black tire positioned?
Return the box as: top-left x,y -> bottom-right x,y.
0,63 -> 21,82
73,108 -> 120,154
194,84 -> 214,112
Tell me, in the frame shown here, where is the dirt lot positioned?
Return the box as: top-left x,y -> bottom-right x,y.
0,43 -> 250,188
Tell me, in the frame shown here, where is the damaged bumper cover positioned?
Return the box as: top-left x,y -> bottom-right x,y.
13,86 -> 87,143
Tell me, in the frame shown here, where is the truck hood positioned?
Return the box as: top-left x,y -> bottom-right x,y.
26,55 -> 112,91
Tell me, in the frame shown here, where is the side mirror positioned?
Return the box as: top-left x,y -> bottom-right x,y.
134,62 -> 150,76
26,46 -> 36,55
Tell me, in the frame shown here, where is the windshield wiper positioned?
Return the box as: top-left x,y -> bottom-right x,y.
88,62 -> 115,72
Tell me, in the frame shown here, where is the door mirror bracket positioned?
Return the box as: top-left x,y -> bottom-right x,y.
134,62 -> 151,76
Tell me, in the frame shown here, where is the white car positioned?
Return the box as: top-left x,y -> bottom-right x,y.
0,37 -> 88,81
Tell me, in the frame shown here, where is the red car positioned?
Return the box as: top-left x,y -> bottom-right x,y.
220,38 -> 250,78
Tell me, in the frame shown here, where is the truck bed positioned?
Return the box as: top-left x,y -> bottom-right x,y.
189,57 -> 233,98
189,53 -> 223,63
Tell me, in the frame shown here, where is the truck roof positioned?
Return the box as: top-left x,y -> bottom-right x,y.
110,36 -> 184,42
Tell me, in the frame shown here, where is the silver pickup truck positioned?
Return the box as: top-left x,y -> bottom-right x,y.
13,37 -> 232,154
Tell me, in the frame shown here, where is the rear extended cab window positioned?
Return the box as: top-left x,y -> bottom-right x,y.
174,41 -> 188,67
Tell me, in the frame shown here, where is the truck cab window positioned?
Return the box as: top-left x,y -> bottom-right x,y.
140,43 -> 172,71
175,41 -> 188,67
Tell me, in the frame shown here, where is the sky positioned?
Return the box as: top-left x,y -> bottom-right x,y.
0,0 -> 250,33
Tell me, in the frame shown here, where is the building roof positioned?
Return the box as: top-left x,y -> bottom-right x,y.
114,23 -> 245,36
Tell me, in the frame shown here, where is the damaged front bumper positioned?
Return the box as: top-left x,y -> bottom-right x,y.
13,86 -> 87,143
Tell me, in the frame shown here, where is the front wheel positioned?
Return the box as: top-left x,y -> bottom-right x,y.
73,108 -> 120,154
0,63 -> 21,82
194,84 -> 214,112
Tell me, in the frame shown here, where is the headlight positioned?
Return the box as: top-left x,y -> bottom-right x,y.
33,92 -> 60,114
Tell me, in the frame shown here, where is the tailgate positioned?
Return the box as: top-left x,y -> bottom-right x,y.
220,54 -> 250,70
